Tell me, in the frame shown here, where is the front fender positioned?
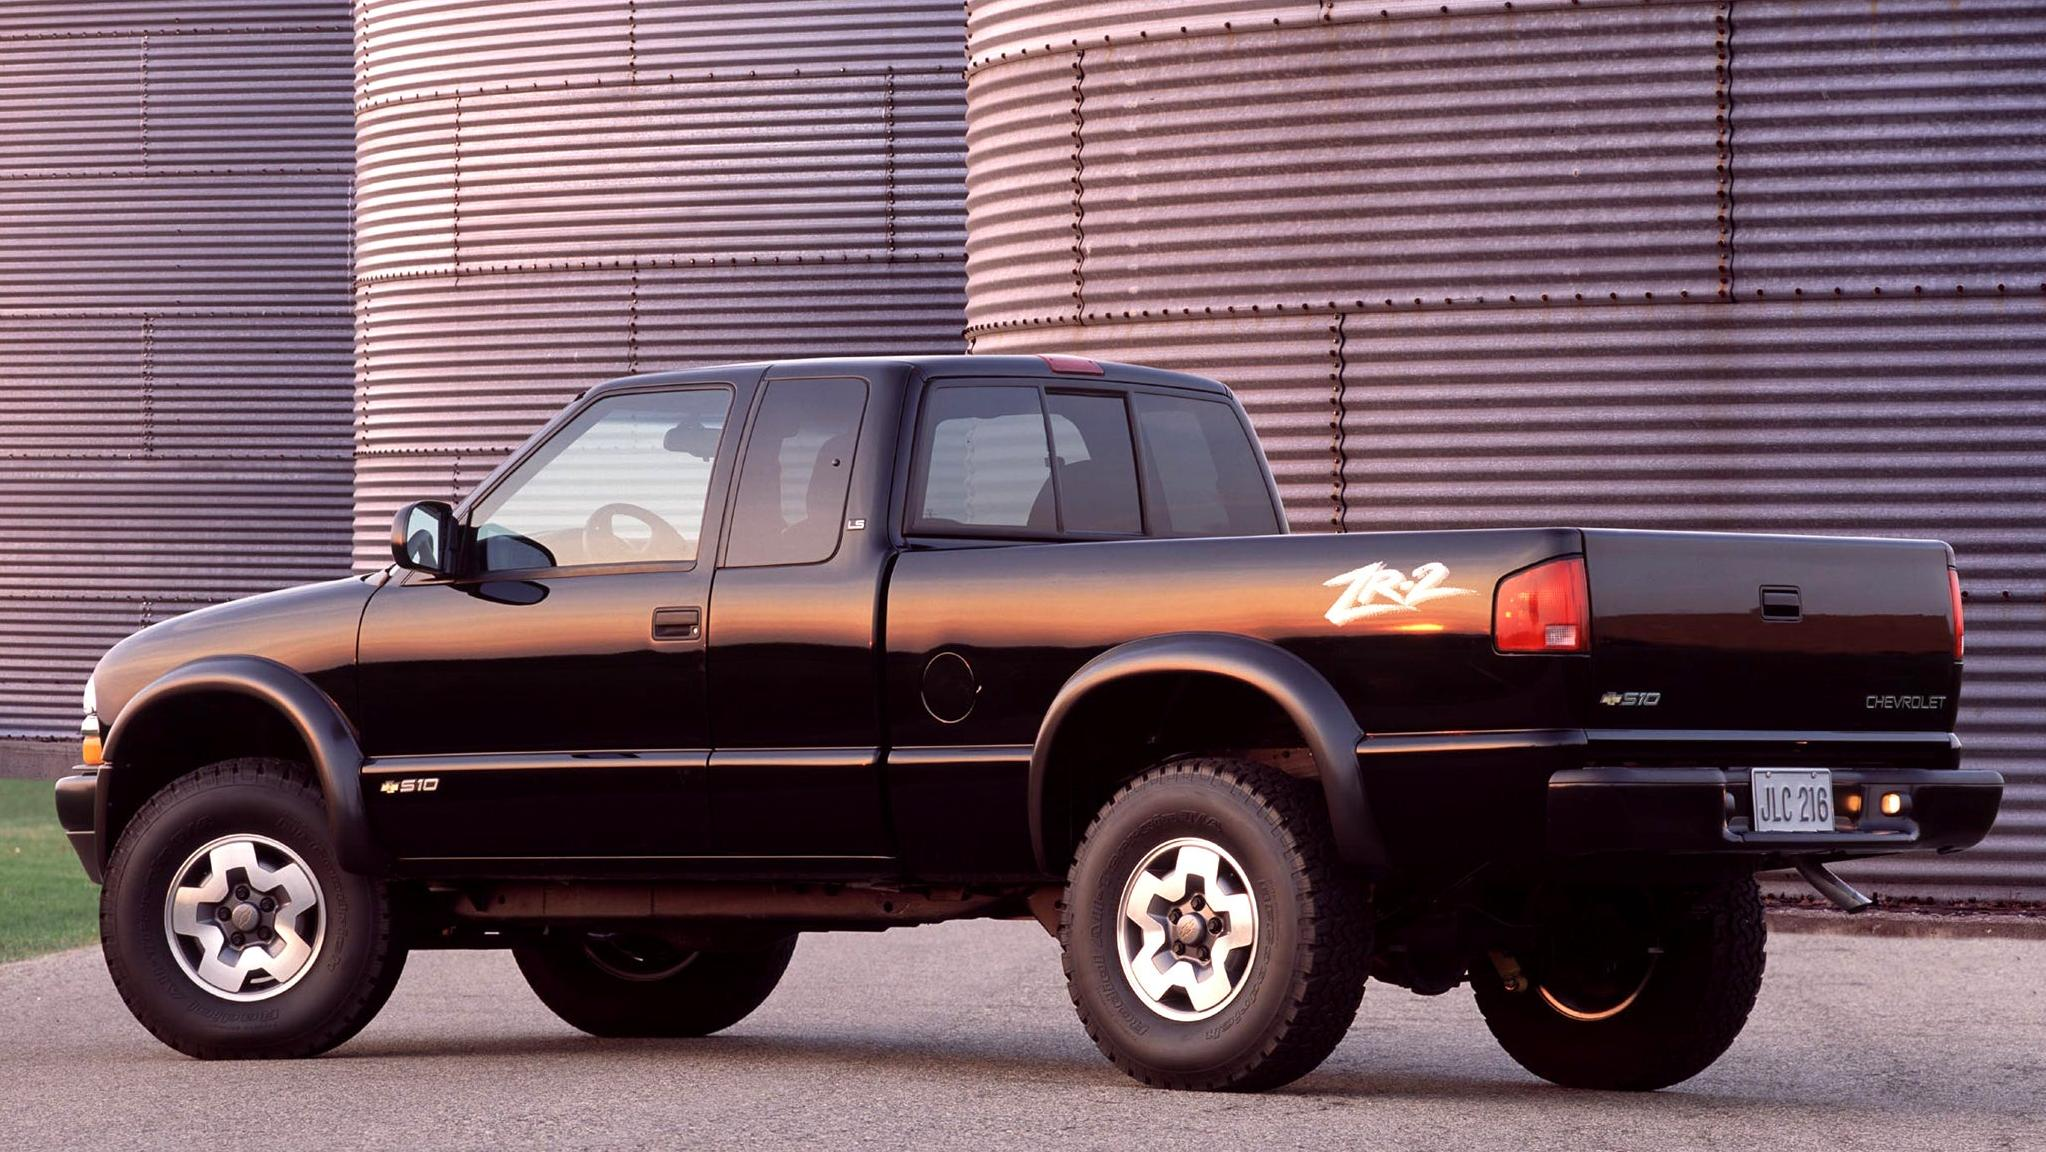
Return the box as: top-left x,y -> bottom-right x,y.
102,655 -> 378,874
1029,632 -> 1387,875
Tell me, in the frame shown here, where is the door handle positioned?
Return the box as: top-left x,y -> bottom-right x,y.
652,606 -> 702,641
1760,586 -> 1802,622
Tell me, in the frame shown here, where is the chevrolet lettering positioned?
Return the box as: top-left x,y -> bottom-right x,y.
52,356 -> 2001,1093
1866,695 -> 1950,711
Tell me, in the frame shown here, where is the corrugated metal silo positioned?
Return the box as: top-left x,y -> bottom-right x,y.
352,0 -> 970,565
0,2 -> 355,749
963,0 -> 2046,898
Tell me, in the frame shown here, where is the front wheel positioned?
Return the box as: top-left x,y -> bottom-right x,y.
1473,875 -> 1766,1091
101,759 -> 407,1059
514,932 -> 797,1038
1060,758 -> 1371,1092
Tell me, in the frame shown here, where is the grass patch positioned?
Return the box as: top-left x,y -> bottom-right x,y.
0,778 -> 99,963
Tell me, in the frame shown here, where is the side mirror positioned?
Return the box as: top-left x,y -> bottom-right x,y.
391,500 -> 457,576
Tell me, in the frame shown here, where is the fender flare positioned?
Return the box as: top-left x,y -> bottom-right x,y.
1028,632 -> 1387,876
102,655 -> 379,874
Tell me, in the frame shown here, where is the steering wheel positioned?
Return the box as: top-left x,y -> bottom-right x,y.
582,502 -> 686,563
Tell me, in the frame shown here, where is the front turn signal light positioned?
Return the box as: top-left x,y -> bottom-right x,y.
1494,556 -> 1590,653
81,732 -> 103,766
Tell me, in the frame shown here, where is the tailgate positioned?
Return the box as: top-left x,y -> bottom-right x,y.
1582,530 -> 1960,734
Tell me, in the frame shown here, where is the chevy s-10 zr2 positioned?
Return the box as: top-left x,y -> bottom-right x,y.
54,355 -> 2001,1092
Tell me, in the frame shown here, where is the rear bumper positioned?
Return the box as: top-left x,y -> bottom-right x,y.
53,768 -> 104,884
1547,766 -> 2004,857
1355,727 -> 2000,863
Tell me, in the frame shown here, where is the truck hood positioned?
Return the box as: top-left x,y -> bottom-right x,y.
91,576 -> 377,730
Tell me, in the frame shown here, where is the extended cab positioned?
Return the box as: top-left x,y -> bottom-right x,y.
56,356 -> 2001,1091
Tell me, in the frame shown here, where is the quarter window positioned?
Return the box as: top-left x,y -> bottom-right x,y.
725,377 -> 869,567
470,388 -> 730,572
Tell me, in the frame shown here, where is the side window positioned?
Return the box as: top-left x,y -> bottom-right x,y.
1045,392 -> 1141,535
1132,393 -> 1281,537
725,377 -> 868,567
470,387 -> 730,572
913,386 -> 1055,533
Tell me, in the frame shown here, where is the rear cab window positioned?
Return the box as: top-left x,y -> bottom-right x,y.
1131,392 -> 1280,537
908,378 -> 1277,541
913,385 -> 1056,533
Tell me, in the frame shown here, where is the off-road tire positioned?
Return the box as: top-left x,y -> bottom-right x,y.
101,758 -> 407,1059
1060,758 -> 1371,1092
1473,875 -> 1766,1091
514,933 -> 797,1038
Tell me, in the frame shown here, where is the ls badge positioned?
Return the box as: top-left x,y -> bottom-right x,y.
1324,561 -> 1476,626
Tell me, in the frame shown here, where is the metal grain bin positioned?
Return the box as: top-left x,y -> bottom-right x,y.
0,2 -> 355,746
352,0 -> 971,565
963,0 -> 2046,899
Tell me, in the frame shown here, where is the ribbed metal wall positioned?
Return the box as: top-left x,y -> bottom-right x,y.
352,0 -> 969,565
0,3 -> 355,739
964,0 -> 2046,899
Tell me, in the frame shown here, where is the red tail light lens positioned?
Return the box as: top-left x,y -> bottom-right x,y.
1495,556 -> 1590,653
1949,567 -> 1965,660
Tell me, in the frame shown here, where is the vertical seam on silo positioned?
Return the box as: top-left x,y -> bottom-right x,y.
626,0 -> 639,84
1715,0 -> 1737,300
627,264 -> 641,373
352,3 -> 371,565
356,278 -> 371,490
885,67 -> 898,259
350,173 -> 365,484
140,316 -> 156,458
137,32 -> 150,167
1070,49 -> 1087,323
452,92 -> 464,276
1329,311 -> 1349,532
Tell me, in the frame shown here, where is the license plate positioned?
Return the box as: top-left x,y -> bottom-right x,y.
1751,768 -> 1834,832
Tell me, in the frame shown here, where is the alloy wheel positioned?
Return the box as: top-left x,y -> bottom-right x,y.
162,834 -> 325,1001
1116,836 -> 1260,1021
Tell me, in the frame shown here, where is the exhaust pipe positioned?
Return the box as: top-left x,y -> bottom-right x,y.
1795,859 -> 1874,914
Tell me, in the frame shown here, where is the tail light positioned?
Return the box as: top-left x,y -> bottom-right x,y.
1495,556 -> 1590,653
1040,354 -> 1104,375
1949,567 -> 1965,660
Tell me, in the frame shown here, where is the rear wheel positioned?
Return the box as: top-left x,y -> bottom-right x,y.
1060,758 -> 1371,1092
514,932 -> 797,1037
101,759 -> 407,1059
1473,876 -> 1766,1091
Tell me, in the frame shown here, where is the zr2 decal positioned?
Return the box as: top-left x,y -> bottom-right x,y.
1323,561 -> 1477,626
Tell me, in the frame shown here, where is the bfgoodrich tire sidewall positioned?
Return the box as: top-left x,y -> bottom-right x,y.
103,777 -> 381,1055
1065,775 -> 1305,1078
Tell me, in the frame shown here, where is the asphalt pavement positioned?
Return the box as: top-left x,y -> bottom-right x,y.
1,920 -> 2040,1151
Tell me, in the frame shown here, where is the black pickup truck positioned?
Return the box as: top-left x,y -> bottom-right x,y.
55,355 -> 2000,1091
